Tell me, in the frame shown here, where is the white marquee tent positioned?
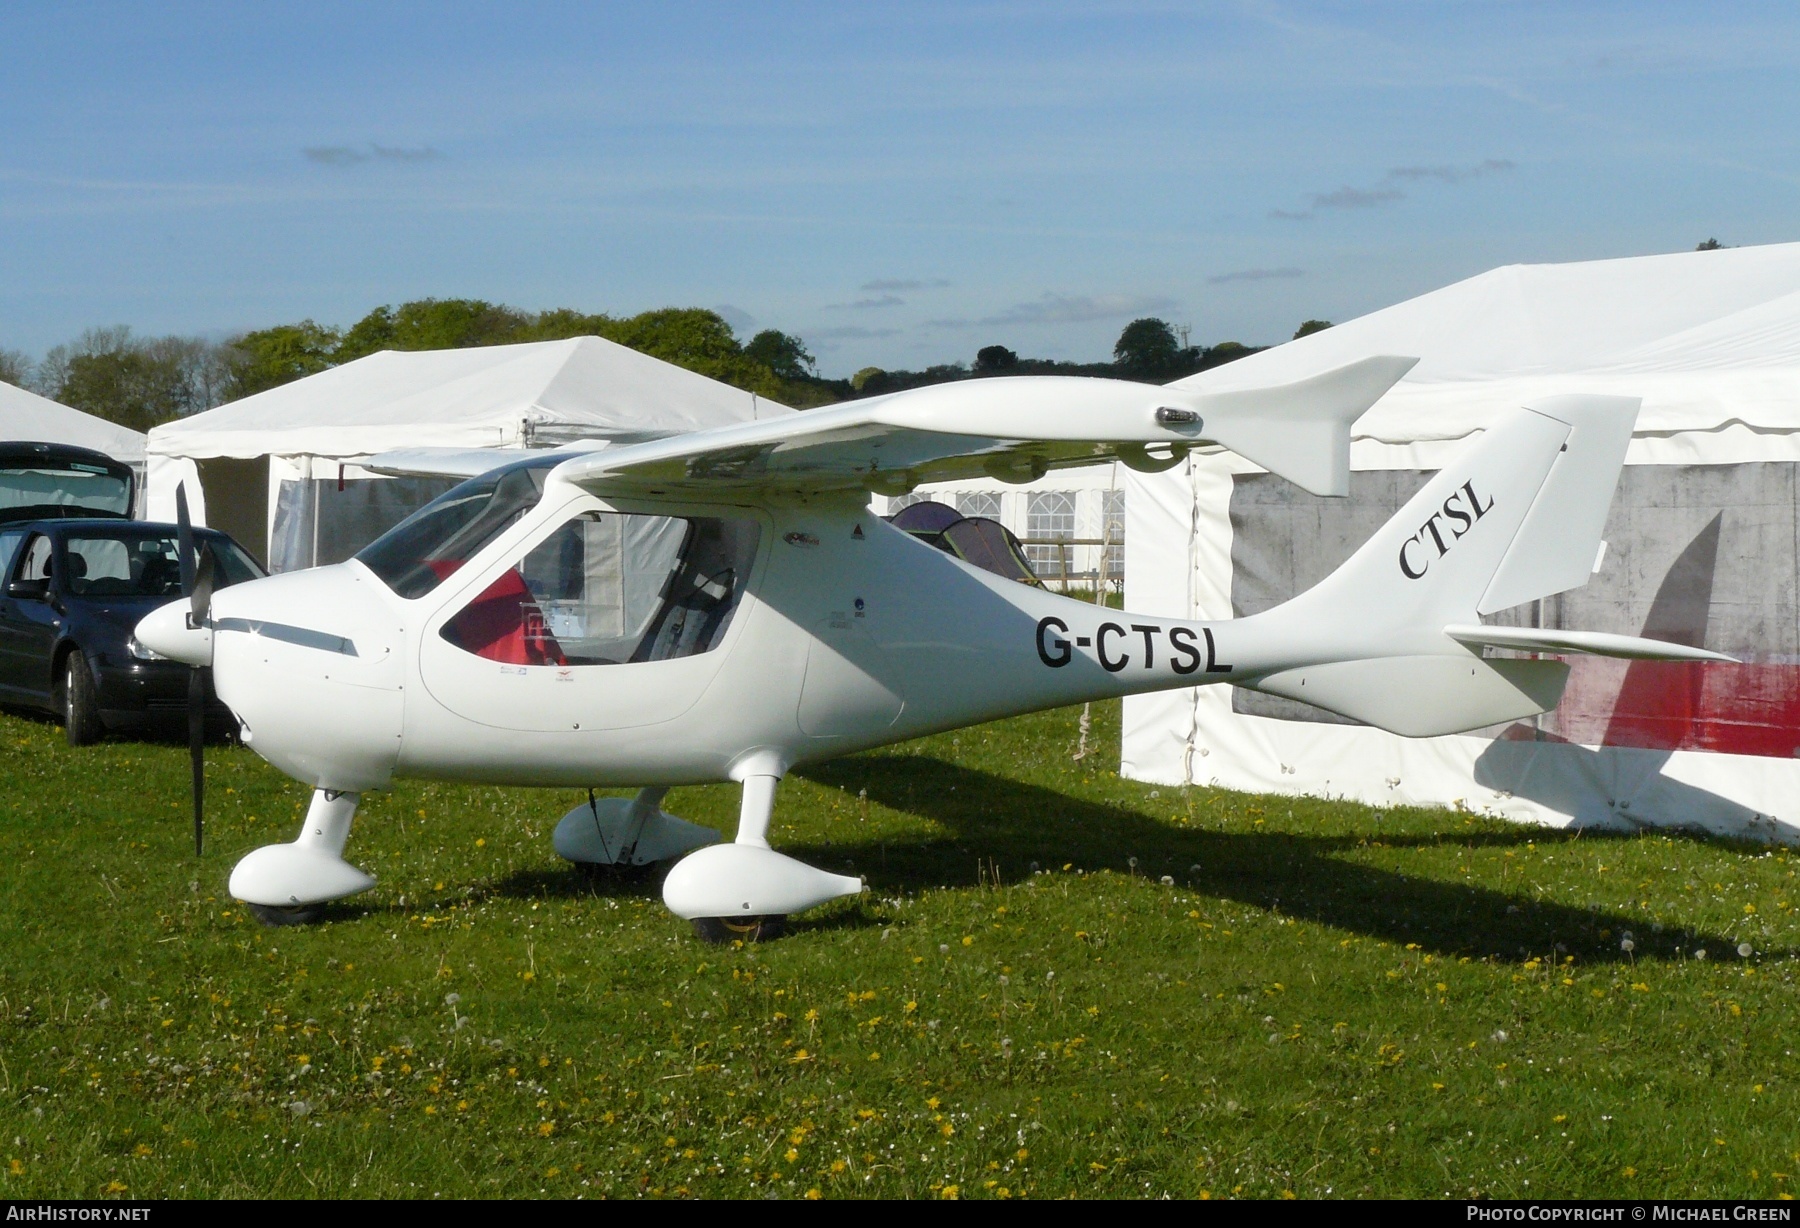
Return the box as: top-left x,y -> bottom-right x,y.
1,380 -> 147,464
1121,241 -> 1800,843
146,336 -> 790,569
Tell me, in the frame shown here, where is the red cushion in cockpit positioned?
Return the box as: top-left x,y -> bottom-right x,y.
441,568 -> 566,666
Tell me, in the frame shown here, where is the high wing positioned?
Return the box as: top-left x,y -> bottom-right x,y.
548,357 -> 1417,500
366,441 -> 617,481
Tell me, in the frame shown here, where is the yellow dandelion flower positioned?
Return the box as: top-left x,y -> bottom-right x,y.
939,1185 -> 960,1200
538,1121 -> 555,1137
805,1189 -> 822,1200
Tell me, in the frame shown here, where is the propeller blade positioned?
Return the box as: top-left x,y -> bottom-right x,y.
190,543 -> 216,629
188,665 -> 205,856
176,483 -> 207,854
175,483 -> 196,595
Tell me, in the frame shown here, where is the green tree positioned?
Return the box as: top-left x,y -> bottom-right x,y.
974,345 -> 1018,372
334,299 -> 531,363
0,349 -> 29,387
226,320 -> 341,399
1113,317 -> 1182,376
1293,319 -> 1332,339
1696,238 -> 1725,251
743,330 -> 816,381
47,327 -> 195,430
595,308 -> 784,397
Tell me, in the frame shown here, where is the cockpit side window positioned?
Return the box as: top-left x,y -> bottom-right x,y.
440,511 -> 760,667
356,464 -> 550,599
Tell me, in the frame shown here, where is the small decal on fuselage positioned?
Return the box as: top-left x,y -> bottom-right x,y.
784,531 -> 821,548
1399,479 -> 1494,580
1036,616 -> 1230,674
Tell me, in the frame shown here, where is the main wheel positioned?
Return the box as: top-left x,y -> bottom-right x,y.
247,903 -> 326,927
691,915 -> 787,944
63,650 -> 103,747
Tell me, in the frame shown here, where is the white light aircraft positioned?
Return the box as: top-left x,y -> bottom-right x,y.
135,359 -> 1729,939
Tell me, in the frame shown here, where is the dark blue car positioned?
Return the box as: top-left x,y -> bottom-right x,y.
0,518 -> 264,744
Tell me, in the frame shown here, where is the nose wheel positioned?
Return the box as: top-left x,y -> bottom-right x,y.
691,915 -> 787,944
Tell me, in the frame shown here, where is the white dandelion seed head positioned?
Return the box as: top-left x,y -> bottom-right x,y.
1738,943 -> 1754,958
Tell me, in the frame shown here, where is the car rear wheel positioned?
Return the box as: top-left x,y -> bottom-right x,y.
64,650 -> 104,747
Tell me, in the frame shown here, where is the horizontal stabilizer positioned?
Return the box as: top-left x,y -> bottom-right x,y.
1197,355 -> 1417,497
1444,624 -> 1736,663
1247,655 -> 1569,737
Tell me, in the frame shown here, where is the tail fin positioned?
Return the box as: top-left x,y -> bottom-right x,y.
1241,395 -> 1648,736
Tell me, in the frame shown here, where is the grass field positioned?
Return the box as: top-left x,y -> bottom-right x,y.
2,699 -> 1798,1200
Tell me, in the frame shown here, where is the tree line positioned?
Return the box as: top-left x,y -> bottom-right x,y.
1,299 -> 1328,432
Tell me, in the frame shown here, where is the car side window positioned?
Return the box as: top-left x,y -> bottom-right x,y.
17,534 -> 51,582
0,530 -> 24,584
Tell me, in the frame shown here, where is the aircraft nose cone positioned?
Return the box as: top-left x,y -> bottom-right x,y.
134,599 -> 212,667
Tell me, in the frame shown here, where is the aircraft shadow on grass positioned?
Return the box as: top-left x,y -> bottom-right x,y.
455,752 -> 1774,966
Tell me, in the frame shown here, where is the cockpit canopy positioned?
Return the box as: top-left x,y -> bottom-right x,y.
356,460 -> 553,599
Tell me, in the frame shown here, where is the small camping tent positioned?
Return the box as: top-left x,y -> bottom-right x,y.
1121,241 -> 1800,843
145,336 -> 790,569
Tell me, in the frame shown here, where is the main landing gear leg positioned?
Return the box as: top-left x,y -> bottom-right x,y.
229,788 -> 377,926
663,765 -> 863,943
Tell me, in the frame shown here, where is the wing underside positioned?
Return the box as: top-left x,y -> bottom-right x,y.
553,357 -> 1417,500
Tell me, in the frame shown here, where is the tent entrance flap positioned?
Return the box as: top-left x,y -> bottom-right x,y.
196,457 -> 270,568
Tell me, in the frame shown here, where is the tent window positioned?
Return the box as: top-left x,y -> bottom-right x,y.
955,491 -> 1002,520
440,512 -> 760,667
1101,488 -> 1125,586
1025,491 -> 1076,577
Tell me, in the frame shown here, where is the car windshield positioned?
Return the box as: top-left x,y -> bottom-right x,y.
355,463 -> 551,599
0,462 -> 131,521
61,532 -> 264,598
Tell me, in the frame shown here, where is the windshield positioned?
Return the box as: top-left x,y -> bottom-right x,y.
0,463 -> 131,522
61,531 -> 264,599
356,463 -> 550,599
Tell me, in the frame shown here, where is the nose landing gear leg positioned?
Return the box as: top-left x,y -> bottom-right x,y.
230,788 -> 376,925
663,766 -> 863,943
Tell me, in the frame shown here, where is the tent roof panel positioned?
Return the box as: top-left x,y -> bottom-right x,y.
147,335 -> 792,459
1174,242 -> 1800,446
0,381 -> 146,462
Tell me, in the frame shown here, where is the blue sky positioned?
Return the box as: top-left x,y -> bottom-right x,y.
3,1 -> 1798,377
